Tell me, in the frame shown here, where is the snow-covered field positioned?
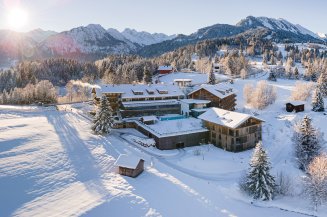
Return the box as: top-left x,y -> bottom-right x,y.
1,72 -> 327,216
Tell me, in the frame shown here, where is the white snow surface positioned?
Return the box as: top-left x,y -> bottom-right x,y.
252,17 -> 321,39
1,71 -> 327,216
198,107 -> 264,129
114,154 -> 143,169
317,32 -> 327,39
121,28 -> 176,46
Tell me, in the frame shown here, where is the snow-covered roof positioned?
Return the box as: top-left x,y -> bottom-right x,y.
141,116 -> 158,122
173,79 -> 193,82
122,100 -> 179,108
180,99 -> 211,104
95,84 -> 185,99
198,108 -> 264,129
287,101 -> 306,106
136,117 -> 208,138
158,65 -> 173,71
114,154 -> 143,169
188,84 -> 236,99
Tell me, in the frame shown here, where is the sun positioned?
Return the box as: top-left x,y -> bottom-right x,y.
6,7 -> 28,31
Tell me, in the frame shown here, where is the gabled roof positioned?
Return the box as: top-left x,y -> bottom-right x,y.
198,108 -> 264,129
287,101 -> 306,106
173,79 -> 193,82
188,84 -> 236,99
114,154 -> 143,169
158,65 -> 173,71
95,84 -> 185,99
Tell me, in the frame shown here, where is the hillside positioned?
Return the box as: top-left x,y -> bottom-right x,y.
138,16 -> 325,57
1,69 -> 327,216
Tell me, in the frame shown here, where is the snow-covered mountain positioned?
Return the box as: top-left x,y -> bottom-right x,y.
0,24 -> 175,62
120,28 -> 176,46
139,16 -> 325,57
318,32 -> 327,39
41,24 -> 135,57
25,28 -> 57,43
236,16 -> 320,39
0,30 -> 37,61
0,16 -> 325,63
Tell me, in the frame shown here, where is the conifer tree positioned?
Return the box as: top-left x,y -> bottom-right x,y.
312,87 -> 325,112
143,66 -> 152,84
208,64 -> 216,85
262,54 -> 268,65
317,72 -> 327,97
294,67 -> 299,80
244,142 -> 276,201
293,116 -> 322,171
267,72 -> 277,82
92,96 -> 114,134
270,55 -> 276,65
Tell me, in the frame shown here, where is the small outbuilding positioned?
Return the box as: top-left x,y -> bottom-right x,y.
114,154 -> 144,178
286,101 -> 305,113
158,65 -> 173,74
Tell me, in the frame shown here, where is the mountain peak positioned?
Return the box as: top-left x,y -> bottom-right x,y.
121,28 -> 175,46
236,16 -> 320,39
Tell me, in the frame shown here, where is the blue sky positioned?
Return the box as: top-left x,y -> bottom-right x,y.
0,0 -> 326,34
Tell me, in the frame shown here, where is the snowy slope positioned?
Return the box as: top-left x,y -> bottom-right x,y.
237,16 -> 321,39
121,28 -> 176,46
1,104 -> 321,217
42,24 -> 135,56
318,32 -> 327,39
25,28 -> 57,43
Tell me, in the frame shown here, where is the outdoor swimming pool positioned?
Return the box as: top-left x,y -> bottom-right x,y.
159,115 -> 185,121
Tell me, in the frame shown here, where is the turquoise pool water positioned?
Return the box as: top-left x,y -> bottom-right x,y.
160,115 -> 185,121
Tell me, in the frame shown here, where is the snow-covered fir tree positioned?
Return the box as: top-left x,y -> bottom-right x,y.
317,72 -> 327,97
293,116 -> 322,171
294,67 -> 299,80
312,87 -> 324,112
267,72 -> 277,81
92,96 -> 114,134
244,142 -> 276,201
207,64 -> 216,85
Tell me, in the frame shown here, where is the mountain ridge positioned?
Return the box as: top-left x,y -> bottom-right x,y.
0,16 -> 326,65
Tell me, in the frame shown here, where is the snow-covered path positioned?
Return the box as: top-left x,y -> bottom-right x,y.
0,106 -> 313,217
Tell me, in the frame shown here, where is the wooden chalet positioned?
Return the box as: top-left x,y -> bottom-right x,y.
188,84 -> 236,111
114,154 -> 144,178
286,101 -> 305,113
158,65 -> 173,74
199,108 -> 264,152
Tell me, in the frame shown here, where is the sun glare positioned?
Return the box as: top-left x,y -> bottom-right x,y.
6,7 -> 28,31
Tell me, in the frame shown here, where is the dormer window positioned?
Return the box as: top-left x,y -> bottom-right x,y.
132,89 -> 144,95
146,89 -> 155,94
157,89 -> 168,94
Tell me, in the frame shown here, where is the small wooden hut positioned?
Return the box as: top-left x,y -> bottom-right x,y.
286,101 -> 305,113
114,154 -> 144,178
